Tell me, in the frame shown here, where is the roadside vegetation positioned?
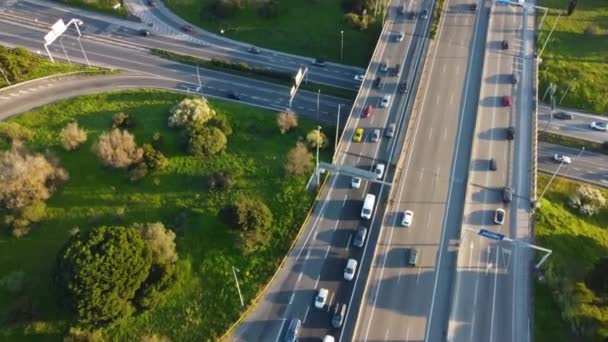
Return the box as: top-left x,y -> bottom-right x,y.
538,131 -> 608,156
0,45 -> 104,88
51,0 -> 128,17
537,0 -> 608,113
164,0 -> 382,66
535,174 -> 608,341
429,0 -> 446,39
0,90 -> 333,341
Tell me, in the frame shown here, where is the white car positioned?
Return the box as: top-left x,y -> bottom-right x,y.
396,32 -> 405,42
375,163 -> 385,179
380,63 -> 389,72
371,129 -> 381,142
553,154 -> 572,164
494,208 -> 505,225
323,335 -> 335,342
380,95 -> 391,108
344,258 -> 358,281
351,177 -> 362,189
315,288 -> 329,309
401,210 -> 414,227
590,121 -> 608,131
354,74 -> 365,82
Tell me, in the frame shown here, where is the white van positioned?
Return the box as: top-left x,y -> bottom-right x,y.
361,194 -> 376,219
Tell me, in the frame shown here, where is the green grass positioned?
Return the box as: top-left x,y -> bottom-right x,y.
151,48 -> 358,100
49,0 -> 128,17
534,174 -> 608,341
538,131 -> 608,156
537,0 -> 608,113
0,90 -> 333,341
0,60 -> 107,89
164,0 -> 381,67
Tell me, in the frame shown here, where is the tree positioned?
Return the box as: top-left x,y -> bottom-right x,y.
136,222 -> 178,264
229,196 -> 273,232
187,126 -> 227,157
111,112 -> 136,129
142,144 -> 168,171
567,0 -> 577,16
128,162 -> 148,183
0,143 -> 68,210
92,129 -> 143,168
306,129 -> 328,149
60,122 -> 87,151
63,327 -> 106,342
56,226 -> 152,327
285,142 -> 313,176
207,114 -> 233,136
209,0 -> 241,18
140,334 -> 171,342
568,185 -> 606,216
276,112 -> 298,134
168,97 -> 216,128
0,122 -> 32,143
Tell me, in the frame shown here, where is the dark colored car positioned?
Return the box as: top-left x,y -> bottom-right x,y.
390,64 -> 401,77
285,318 -> 301,342
362,104 -> 373,118
470,3 -> 478,11
312,58 -> 327,67
331,303 -> 346,328
420,9 -> 429,19
248,46 -> 261,54
353,227 -> 368,248
502,96 -> 512,107
227,91 -> 241,100
139,29 -> 151,37
410,11 -> 417,19
503,187 -> 513,203
399,82 -> 408,94
399,5 -> 407,14
490,158 -> 497,171
147,0 -> 157,7
511,73 -> 518,84
553,111 -> 573,120
501,40 -> 509,50
506,126 -> 515,140
182,25 -> 193,33
373,76 -> 382,89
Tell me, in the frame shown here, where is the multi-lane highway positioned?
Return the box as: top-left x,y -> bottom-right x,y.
538,104 -> 608,143
448,2 -> 534,342
233,2 -> 432,341
538,142 -> 608,188
0,0 -> 364,89
353,0 -> 489,340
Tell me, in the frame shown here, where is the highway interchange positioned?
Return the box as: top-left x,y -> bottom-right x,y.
0,0 -> 606,341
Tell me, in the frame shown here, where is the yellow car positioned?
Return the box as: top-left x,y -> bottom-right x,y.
353,128 -> 364,142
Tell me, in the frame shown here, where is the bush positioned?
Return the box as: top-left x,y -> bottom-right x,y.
207,170 -> 236,191
140,334 -> 171,342
341,0 -> 375,13
151,131 -> 163,150
136,222 -> 178,265
0,143 -> 68,210
56,226 -> 153,327
285,142 -> 313,176
584,23 -> 600,36
111,112 -> 136,129
168,97 -> 216,128
207,115 -> 233,136
60,122 -> 87,151
63,327 -> 106,342
128,163 -> 148,183
344,12 -> 373,30
0,46 -> 37,83
142,144 -> 168,171
209,0 -> 241,18
227,196 -> 273,232
0,122 -> 32,143
568,185 -> 606,216
276,112 -> 298,134
187,125 -> 227,157
306,129 -> 328,149
92,129 -> 143,169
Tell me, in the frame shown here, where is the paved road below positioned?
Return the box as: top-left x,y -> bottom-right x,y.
538,104 -> 608,143
538,142 -> 608,188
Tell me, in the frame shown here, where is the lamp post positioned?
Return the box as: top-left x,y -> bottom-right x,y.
316,125 -> 321,187
335,105 -> 341,154
559,77 -> 576,105
316,89 -> 321,122
538,146 -> 584,203
232,266 -> 244,308
340,30 -> 344,62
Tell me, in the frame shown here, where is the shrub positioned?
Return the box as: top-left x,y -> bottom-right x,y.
285,142 -> 313,176
187,126 -> 227,157
207,170 -> 236,191
306,129 -> 328,149
207,114 -> 233,136
136,222 -> 178,265
142,144 -> 168,171
227,196 -> 273,232
151,131 -> 163,150
56,226 -> 153,327
111,112 -> 136,129
140,334 -> 172,342
209,0 -> 241,18
276,112 -> 298,134
128,163 -> 148,183
63,327 -> 106,342
344,12 -> 373,30
0,143 -> 68,210
341,0 -> 375,13
60,122 -> 87,151
168,97 -> 216,128
0,122 -> 32,143
258,0 -> 280,19
568,185 -> 606,216
18,200 -> 47,224
584,23 -> 599,36
92,129 -> 143,169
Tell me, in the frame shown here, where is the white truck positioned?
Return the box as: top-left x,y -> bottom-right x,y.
361,193 -> 376,220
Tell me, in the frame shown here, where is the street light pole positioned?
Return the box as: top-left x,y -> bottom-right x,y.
340,30 -> 344,62
559,77 -> 576,105
316,125 -> 321,187
538,13 -> 561,60
316,89 -> 320,122
538,146 -> 584,203
232,266 -> 244,308
335,105 -> 341,154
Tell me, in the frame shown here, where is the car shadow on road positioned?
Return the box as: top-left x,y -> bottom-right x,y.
471,158 -> 492,171
464,209 -> 496,226
484,73 -> 511,85
479,95 -> 503,108
470,186 -> 501,204
477,127 -> 505,140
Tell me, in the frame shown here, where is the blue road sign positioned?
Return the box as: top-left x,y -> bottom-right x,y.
478,229 -> 505,241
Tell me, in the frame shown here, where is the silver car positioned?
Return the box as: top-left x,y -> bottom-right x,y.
371,129 -> 381,142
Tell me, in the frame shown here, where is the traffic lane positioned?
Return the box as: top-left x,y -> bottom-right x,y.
5,1 -> 361,89
538,143 -> 608,187
538,106 -> 608,144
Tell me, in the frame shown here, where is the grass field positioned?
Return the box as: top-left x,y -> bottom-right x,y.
0,90 -> 332,341
50,0 -> 128,17
534,174 -> 608,341
538,131 -> 608,156
537,0 -> 608,113
164,0 -> 381,67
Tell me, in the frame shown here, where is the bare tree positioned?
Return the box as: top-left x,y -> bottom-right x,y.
276,112 -> 298,134
568,185 -> 606,216
306,129 -> 328,149
60,122 -> 87,151
92,129 -> 143,168
168,97 -> 216,128
137,222 -> 178,264
0,142 -> 68,210
285,142 -> 313,176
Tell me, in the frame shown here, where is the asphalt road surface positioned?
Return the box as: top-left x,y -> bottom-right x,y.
447,2 -> 534,342
538,104 -> 608,143
0,0 -> 364,89
232,1 -> 433,341
352,0 -> 488,340
538,142 -> 608,188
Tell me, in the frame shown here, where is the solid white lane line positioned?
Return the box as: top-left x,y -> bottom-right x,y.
297,272 -> 303,283
288,293 -> 295,305
449,94 -> 454,105
324,245 -> 331,260
490,245 -> 500,342
428,127 -> 433,141
384,329 -> 390,341
346,234 -> 353,249
443,128 -> 448,141
273,319 -> 287,342
303,306 -> 310,323
436,94 -> 440,104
